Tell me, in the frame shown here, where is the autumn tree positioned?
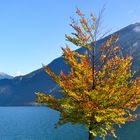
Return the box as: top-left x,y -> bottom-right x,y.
36,9 -> 140,140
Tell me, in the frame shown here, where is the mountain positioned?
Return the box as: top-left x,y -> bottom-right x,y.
0,23 -> 140,106
0,72 -> 13,80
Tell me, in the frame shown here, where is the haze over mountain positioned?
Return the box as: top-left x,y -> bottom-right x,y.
0,23 -> 140,106
0,72 -> 13,80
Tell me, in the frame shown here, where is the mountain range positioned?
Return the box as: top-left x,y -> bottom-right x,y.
0,72 -> 13,80
0,23 -> 140,106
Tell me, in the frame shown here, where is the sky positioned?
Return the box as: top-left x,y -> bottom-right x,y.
0,0 -> 140,76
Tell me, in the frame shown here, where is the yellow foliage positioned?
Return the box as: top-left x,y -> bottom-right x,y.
36,8 -> 140,140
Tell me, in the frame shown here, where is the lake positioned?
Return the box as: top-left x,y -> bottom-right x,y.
0,107 -> 140,140
0,107 -> 87,140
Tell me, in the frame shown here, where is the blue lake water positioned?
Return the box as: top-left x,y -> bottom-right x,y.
0,107 -> 87,140
0,107 -> 140,140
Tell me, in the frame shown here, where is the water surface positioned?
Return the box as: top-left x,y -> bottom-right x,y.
0,107 -> 87,140
1,107 -> 140,140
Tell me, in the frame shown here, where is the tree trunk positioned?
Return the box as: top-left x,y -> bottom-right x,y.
88,125 -> 94,140
88,131 -> 94,140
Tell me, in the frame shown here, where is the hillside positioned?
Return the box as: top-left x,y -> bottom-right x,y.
0,23 -> 140,106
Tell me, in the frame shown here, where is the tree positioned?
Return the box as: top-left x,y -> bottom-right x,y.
36,9 -> 140,140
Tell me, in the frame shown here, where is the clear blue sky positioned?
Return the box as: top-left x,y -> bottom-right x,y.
0,0 -> 140,76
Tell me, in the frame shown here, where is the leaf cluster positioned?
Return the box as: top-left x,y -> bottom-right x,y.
36,8 -> 140,139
